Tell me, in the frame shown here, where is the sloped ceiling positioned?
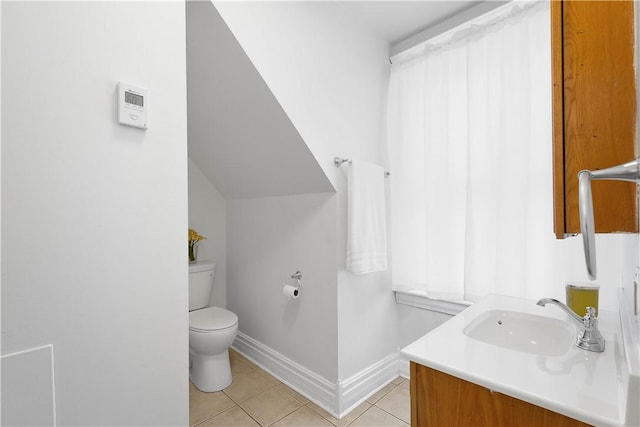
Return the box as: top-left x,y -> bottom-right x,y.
336,1 -> 478,46
186,1 -> 334,199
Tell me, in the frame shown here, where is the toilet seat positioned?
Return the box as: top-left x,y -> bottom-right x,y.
189,307 -> 238,332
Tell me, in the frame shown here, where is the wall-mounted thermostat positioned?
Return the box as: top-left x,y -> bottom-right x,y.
118,82 -> 148,129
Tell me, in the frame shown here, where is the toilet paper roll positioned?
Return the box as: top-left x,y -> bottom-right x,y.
282,284 -> 300,300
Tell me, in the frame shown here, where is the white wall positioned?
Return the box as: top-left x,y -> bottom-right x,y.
188,159 -> 227,308
227,193 -> 338,381
396,305 -> 451,375
1,2 -> 188,425
214,0 -> 397,383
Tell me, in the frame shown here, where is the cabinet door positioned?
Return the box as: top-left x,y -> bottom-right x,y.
410,362 -> 591,427
410,362 -> 495,426
492,390 -> 590,427
551,0 -> 637,238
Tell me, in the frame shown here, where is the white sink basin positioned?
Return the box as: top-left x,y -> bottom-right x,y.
402,294 -> 630,426
462,309 -> 574,356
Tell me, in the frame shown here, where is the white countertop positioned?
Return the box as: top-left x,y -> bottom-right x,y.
401,294 -> 634,426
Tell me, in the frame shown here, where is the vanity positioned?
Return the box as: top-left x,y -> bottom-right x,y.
401,294 -> 639,427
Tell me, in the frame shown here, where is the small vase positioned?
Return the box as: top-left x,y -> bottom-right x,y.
189,244 -> 198,264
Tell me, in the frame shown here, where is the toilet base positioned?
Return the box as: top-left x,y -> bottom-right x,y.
189,349 -> 232,392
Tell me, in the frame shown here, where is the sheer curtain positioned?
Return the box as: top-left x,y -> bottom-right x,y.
387,1 -> 555,302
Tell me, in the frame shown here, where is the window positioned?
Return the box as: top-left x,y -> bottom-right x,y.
387,1 -> 555,303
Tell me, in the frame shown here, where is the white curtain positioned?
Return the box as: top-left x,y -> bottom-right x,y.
388,1 -> 555,302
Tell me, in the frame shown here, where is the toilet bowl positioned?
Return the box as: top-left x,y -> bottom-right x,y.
189,306 -> 238,392
189,261 -> 239,392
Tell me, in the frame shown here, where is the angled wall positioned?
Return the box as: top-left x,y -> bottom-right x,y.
186,1 -> 333,200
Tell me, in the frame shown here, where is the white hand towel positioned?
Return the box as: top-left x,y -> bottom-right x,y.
346,160 -> 387,274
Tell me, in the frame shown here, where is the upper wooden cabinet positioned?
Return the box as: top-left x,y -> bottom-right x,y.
552,0 -> 638,239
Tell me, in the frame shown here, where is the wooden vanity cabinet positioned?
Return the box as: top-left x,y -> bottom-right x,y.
410,362 -> 591,427
551,0 -> 637,239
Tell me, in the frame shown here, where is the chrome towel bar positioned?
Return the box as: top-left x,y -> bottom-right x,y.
334,157 -> 390,178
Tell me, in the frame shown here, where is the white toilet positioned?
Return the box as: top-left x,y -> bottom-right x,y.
189,261 -> 238,392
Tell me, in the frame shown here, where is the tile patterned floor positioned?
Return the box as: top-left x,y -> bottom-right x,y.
190,349 -> 410,427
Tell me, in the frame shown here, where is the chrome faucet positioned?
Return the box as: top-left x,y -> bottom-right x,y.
537,298 -> 605,352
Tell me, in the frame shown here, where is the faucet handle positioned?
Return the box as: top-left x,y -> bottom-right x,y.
577,306 -> 605,352
582,306 -> 597,328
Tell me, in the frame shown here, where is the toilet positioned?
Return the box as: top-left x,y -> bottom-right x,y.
189,261 -> 238,392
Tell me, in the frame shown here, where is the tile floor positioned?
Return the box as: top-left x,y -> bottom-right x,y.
190,349 -> 410,427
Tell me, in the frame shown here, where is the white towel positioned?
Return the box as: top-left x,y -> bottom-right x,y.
346,160 -> 388,274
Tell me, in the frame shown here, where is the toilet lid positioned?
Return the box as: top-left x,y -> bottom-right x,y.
189,307 -> 238,332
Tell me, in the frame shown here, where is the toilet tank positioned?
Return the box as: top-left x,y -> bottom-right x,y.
189,261 -> 216,311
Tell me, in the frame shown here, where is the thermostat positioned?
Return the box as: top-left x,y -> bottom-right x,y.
118,82 -> 148,129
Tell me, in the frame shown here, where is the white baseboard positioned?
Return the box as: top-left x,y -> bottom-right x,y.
232,332 -> 339,417
232,332 -> 403,419
337,351 -> 401,417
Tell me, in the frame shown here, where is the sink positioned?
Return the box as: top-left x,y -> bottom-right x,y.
462,310 -> 574,356
402,294 -> 628,426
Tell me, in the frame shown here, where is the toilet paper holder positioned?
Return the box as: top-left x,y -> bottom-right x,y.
282,271 -> 302,300
291,271 -> 302,291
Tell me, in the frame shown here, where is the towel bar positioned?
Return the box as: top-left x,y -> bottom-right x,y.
334,157 -> 390,178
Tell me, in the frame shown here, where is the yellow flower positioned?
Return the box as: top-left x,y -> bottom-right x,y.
188,228 -> 206,246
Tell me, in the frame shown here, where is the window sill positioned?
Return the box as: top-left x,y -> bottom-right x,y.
394,290 -> 470,316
